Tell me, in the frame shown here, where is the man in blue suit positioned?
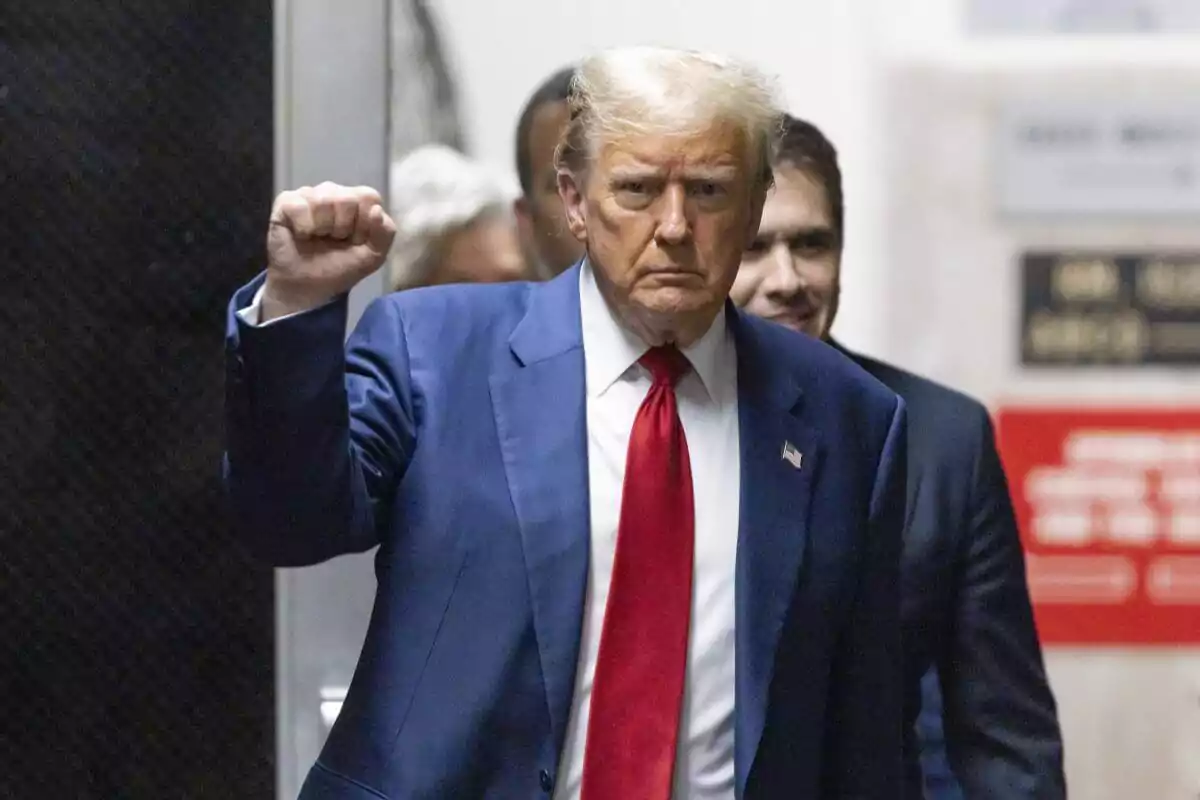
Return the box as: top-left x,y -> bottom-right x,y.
226,48 -> 907,799
731,114 -> 1066,798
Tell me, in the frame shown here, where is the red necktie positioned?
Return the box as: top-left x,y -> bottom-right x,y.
581,345 -> 695,800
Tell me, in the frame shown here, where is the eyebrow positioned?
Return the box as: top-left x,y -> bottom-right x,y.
685,166 -> 739,182
754,223 -> 835,241
608,165 -> 740,182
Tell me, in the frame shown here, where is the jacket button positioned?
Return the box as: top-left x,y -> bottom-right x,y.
539,769 -> 553,792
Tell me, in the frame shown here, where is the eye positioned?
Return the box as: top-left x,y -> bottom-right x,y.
691,181 -> 726,197
790,231 -> 836,255
744,239 -> 770,255
612,179 -> 656,209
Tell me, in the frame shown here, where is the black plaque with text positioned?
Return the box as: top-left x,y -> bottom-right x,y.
1022,251 -> 1200,366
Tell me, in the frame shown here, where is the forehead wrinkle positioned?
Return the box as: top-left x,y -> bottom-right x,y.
600,121 -> 747,158
604,143 -> 744,178
607,161 -> 739,180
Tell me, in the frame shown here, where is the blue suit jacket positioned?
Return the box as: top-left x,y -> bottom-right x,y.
849,353 -> 1066,799
224,267 -> 908,799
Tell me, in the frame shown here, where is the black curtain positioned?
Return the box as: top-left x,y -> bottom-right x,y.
0,3 -> 275,797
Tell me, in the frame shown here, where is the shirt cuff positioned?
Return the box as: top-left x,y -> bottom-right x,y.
237,286 -> 334,327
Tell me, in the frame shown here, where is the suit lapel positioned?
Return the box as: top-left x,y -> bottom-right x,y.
730,310 -> 824,796
489,267 -> 590,756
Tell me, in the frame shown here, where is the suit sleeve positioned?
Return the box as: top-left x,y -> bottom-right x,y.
223,275 -> 417,566
823,395 -> 907,798
938,410 -> 1066,798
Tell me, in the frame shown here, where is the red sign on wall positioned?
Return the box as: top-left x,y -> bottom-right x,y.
995,407 -> 1200,645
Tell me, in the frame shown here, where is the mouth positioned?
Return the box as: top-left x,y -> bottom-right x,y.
644,265 -> 698,275
641,266 -> 702,284
766,310 -> 820,331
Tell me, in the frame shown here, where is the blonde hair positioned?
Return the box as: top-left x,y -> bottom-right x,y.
555,46 -> 782,186
387,144 -> 517,291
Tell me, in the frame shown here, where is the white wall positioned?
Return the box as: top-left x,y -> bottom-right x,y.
274,3 -> 391,797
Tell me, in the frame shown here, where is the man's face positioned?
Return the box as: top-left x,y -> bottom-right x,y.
558,119 -> 766,344
514,101 -> 585,276
730,163 -> 840,339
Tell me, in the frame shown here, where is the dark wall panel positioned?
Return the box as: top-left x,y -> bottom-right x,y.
0,3 -> 275,797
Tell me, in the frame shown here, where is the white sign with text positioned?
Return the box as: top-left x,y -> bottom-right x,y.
996,101 -> 1200,216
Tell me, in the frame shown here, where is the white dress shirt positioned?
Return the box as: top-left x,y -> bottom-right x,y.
239,266 -> 742,798
237,287 -> 302,326
553,263 -> 740,800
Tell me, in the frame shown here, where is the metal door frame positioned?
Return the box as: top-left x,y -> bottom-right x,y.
273,2 -> 390,797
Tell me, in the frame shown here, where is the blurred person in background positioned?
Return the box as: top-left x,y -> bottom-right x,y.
512,65 -> 585,277
387,143 -> 529,291
224,46 -> 907,799
731,113 -> 1066,799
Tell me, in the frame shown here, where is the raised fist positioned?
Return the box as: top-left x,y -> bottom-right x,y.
262,182 -> 397,320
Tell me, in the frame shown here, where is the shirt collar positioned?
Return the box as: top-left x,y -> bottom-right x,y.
578,259 -> 731,400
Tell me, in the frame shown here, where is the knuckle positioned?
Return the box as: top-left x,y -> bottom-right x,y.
274,189 -> 301,208
277,197 -> 309,220
313,182 -> 345,204
355,186 -> 383,206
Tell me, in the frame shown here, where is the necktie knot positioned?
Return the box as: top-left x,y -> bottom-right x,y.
639,346 -> 690,387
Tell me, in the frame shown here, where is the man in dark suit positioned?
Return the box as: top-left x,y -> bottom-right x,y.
225,49 -> 907,798
512,64 -> 585,277
730,113 -> 1067,798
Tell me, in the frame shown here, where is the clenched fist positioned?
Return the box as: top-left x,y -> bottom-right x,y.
262,182 -> 397,321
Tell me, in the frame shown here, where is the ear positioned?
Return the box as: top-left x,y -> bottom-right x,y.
513,196 -> 534,241
744,182 -> 768,249
818,272 -> 843,341
513,195 -> 530,224
557,170 -> 589,243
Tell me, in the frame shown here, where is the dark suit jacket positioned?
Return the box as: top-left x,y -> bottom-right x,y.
224,266 -> 909,799
845,351 -> 1066,798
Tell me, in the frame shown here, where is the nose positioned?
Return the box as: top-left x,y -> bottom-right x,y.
764,241 -> 804,298
654,184 -> 690,245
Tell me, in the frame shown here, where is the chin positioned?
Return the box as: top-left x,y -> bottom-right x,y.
795,320 -> 824,339
764,312 -> 822,339
634,286 -> 712,316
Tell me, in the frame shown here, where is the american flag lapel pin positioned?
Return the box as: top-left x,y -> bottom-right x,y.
781,440 -> 803,469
